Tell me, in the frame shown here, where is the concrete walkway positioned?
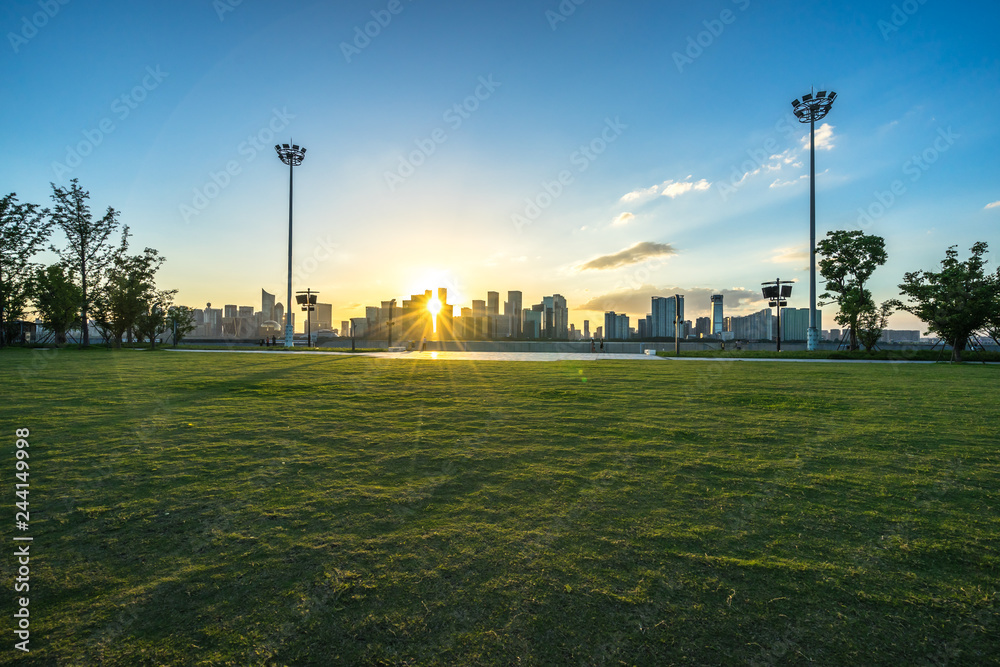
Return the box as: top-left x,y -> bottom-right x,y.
166,349 -> 998,364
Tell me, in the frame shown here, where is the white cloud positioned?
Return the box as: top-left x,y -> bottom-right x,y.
660,177 -> 711,198
612,212 -> 635,227
801,123 -> 835,151
985,201 -> 1000,210
620,176 -> 711,203
620,185 -> 660,203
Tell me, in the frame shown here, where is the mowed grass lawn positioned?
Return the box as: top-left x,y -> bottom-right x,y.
1,349 -> 998,666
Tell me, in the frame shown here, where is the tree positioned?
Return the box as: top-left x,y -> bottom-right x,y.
49,179 -> 122,347
27,264 -> 81,345
135,291 -> 176,350
1,194 -> 51,347
92,243 -> 164,348
166,305 -> 197,346
986,269 -> 1000,347
816,230 -> 888,351
896,242 -> 999,362
855,299 -> 894,352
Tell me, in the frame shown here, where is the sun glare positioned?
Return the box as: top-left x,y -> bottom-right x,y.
427,297 -> 442,334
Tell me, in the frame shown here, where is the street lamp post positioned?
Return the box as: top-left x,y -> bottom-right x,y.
296,289 -> 318,348
762,278 -> 793,353
275,142 -> 307,348
792,90 -> 836,352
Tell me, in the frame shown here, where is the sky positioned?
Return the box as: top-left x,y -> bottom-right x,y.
2,0 -> 999,332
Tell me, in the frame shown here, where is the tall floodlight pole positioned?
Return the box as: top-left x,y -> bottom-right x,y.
792,90 -> 836,351
275,142 -> 307,348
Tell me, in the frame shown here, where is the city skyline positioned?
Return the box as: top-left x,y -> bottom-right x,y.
3,2 -> 998,333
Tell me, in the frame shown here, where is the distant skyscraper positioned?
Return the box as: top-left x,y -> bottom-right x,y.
651,295 -> 684,338
487,291 -> 499,315
603,311 -> 629,339
224,304 -> 238,319
504,291 -> 522,337
695,317 -> 711,337
261,289 -> 275,322
583,319 -> 590,339
711,294 -> 724,335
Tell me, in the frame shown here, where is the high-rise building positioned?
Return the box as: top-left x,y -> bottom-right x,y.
651,295 -> 684,338
261,289 -> 275,322
487,291 -> 500,315
504,291 -> 522,337
224,304 -> 238,319
695,317 -> 711,337
603,311 -> 630,339
711,294 -> 724,335
728,309 -> 773,341
583,320 -> 590,339
522,309 -> 542,339
340,320 -> 350,336
315,303 -> 332,330
274,303 -> 285,331
539,294 -> 568,339
779,308 -> 818,341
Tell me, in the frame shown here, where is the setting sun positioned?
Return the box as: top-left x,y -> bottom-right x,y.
427,297 -> 442,333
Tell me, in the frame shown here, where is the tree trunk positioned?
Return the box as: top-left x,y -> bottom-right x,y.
80,262 -> 89,347
951,338 -> 966,363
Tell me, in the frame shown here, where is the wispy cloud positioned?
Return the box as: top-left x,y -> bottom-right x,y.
801,122 -> 835,151
769,247 -> 808,263
620,185 -> 660,203
578,241 -> 676,271
985,200 -> 1000,210
661,177 -> 711,198
769,174 -> 808,188
612,212 -> 635,227
620,175 -> 711,203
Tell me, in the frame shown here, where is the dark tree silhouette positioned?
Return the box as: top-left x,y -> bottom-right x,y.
0,194 -> 51,347
895,242 -> 998,362
49,179 -> 122,347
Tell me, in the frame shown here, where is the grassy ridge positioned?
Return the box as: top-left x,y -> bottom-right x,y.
1,349 -> 998,665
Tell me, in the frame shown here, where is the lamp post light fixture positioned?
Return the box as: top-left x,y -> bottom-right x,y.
762,278 -> 793,352
296,289 -> 318,348
792,89 -> 836,352
275,141 -> 307,348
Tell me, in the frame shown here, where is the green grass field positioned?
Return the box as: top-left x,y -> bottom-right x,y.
1,349 -> 998,666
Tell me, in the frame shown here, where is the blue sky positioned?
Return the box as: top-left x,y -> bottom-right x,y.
2,0 -> 998,331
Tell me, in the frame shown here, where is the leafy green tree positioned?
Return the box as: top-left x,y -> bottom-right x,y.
166,305 -> 197,346
27,264 -> 81,345
895,242 -> 998,362
816,230 -> 888,351
855,300 -> 894,352
92,244 -> 164,348
136,291 -> 176,350
1,194 -> 51,347
49,179 -> 122,347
